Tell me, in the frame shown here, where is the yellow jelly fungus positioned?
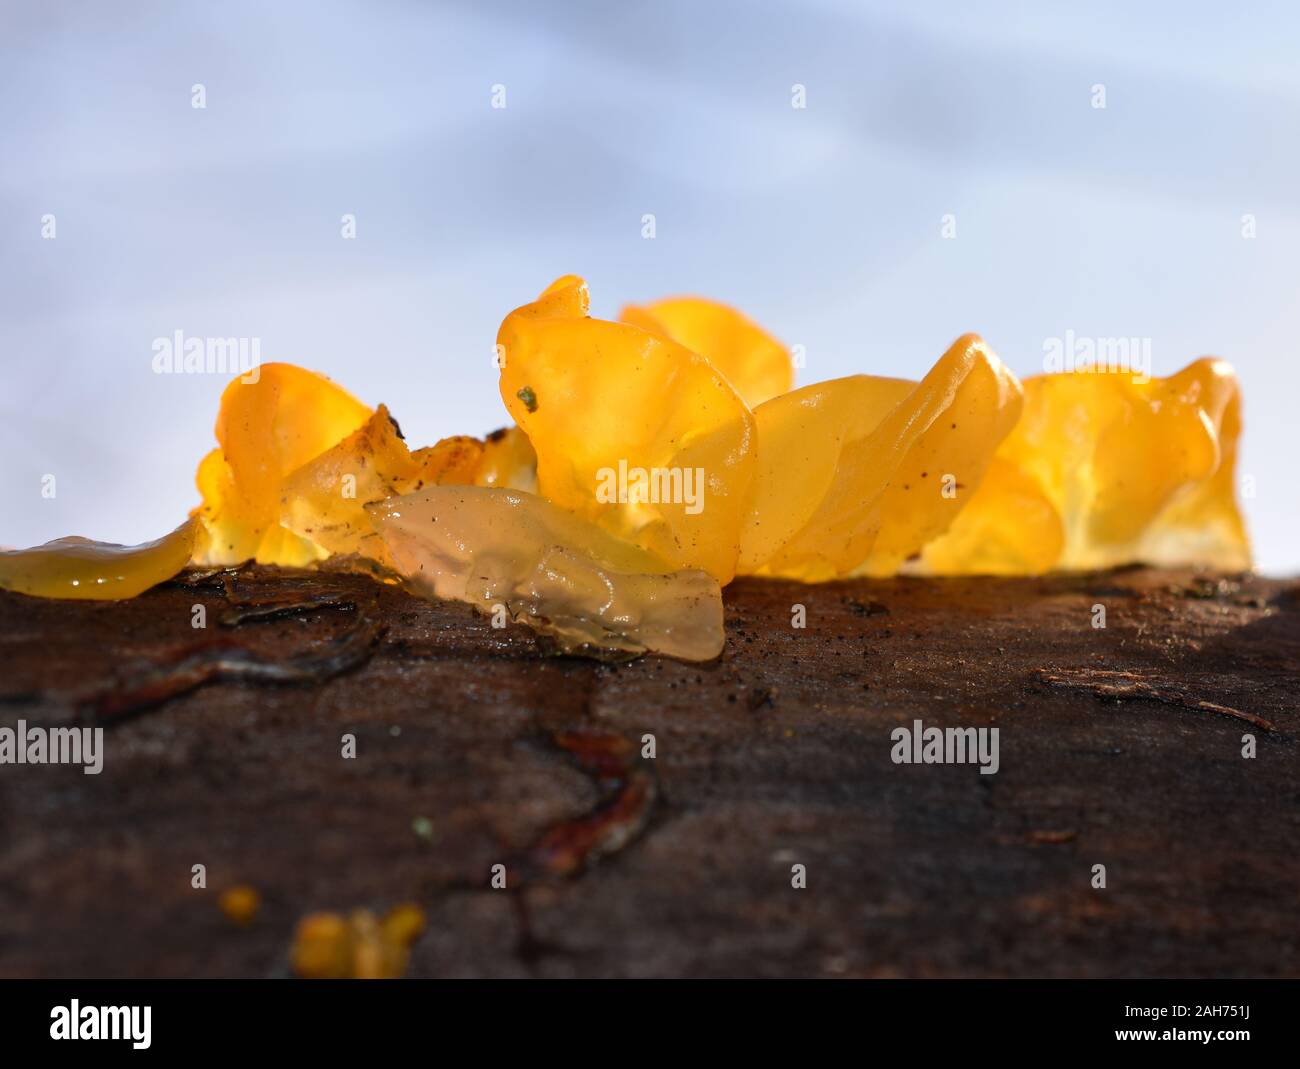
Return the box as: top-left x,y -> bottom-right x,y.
380,902 -> 427,947
368,486 -> 725,660
739,374 -> 915,573
473,425 -> 538,493
0,274 -> 1255,655
750,334 -> 1023,580
923,358 -> 1249,574
497,275 -> 757,584
0,518 -> 197,600
218,884 -> 261,927
290,913 -> 351,980
919,457 -> 1064,575
193,362 -> 373,567
290,905 -> 426,980
193,360 -> 486,568
278,404 -> 483,567
410,435 -> 485,487
619,296 -> 793,408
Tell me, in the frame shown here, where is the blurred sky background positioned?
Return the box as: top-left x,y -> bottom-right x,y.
1,0 -> 1297,571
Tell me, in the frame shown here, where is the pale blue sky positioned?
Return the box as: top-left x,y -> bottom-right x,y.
2,0 -> 1296,571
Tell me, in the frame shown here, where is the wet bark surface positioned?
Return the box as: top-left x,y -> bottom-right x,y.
0,565 -> 1296,978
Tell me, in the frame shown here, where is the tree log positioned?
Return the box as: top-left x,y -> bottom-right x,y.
0,565 -> 1296,977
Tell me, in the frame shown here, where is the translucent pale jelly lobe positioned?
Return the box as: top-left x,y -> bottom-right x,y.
0,518 -> 197,600
367,486 -> 724,661
277,405 -> 484,568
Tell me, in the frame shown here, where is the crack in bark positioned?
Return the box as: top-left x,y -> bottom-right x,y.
82,612 -> 386,723
1037,668 -> 1276,732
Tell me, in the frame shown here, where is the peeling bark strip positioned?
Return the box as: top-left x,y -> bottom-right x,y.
1028,829 -> 1077,845
83,615 -> 385,722
218,590 -> 358,627
1037,668 -> 1277,733
518,732 -> 657,881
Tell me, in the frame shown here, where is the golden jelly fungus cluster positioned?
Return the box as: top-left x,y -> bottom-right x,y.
191,363 -> 482,569
290,904 -> 426,980
921,359 -> 1250,575
0,274 -> 1250,662
498,276 -> 760,584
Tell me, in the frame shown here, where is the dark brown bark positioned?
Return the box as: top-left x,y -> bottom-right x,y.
1,565 -> 1296,977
